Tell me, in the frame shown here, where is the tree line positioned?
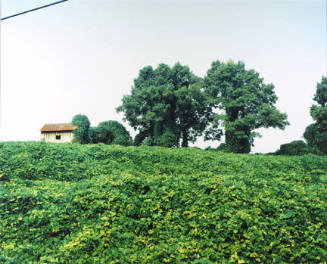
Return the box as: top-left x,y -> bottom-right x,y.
117,60 -> 288,153
73,60 -> 327,155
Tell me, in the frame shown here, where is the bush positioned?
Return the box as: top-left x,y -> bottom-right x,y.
275,140 -> 319,155
90,121 -> 132,146
141,137 -> 154,146
155,129 -> 178,147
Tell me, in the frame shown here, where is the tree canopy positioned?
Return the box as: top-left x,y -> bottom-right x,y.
304,76 -> 327,154
117,63 -> 209,147
204,60 -> 289,153
72,114 -> 91,144
90,121 -> 132,146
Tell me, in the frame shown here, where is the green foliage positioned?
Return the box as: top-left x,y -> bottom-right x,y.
72,114 -> 91,144
117,63 -> 209,147
134,131 -> 149,146
216,143 -> 229,152
1,142 -> 327,263
304,76 -> 327,154
89,126 -> 113,144
90,121 -> 132,146
204,60 -> 289,153
155,128 -> 178,147
275,140 -> 319,156
141,137 -> 154,146
305,123 -> 327,155
304,123 -> 319,147
314,76 -> 327,106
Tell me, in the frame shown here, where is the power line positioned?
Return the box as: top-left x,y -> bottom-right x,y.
0,0 -> 69,139
1,0 -> 69,21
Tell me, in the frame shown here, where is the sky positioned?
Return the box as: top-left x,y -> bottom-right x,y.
1,0 -> 326,153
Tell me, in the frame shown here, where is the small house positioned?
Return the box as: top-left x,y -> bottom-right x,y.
41,123 -> 78,143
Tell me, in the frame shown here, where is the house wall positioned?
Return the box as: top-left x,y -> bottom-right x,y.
41,132 -> 74,143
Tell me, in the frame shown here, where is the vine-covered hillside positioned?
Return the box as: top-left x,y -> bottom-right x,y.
0,142 -> 326,263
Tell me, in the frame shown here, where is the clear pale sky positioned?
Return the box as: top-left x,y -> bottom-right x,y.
1,0 -> 326,153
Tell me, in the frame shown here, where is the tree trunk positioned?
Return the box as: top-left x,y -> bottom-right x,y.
181,130 -> 188,147
224,108 -> 251,153
225,129 -> 251,153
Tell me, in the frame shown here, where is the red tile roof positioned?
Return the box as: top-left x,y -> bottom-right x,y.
41,123 -> 78,132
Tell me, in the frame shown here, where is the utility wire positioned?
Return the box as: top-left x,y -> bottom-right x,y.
0,0 -> 69,139
1,0 -> 69,21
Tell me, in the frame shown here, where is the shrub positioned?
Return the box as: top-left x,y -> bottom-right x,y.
90,121 -> 132,146
141,137 -> 154,146
155,129 -> 178,147
275,140 -> 319,155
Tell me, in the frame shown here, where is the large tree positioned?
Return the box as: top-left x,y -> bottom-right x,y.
304,76 -> 327,154
204,60 -> 289,153
72,114 -> 91,144
117,63 -> 209,147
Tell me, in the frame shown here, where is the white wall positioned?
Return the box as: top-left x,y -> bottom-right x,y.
41,132 -> 74,143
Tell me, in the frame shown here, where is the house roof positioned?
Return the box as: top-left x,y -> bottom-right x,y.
41,123 -> 78,133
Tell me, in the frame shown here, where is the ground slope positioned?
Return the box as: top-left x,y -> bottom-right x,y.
0,142 -> 326,263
